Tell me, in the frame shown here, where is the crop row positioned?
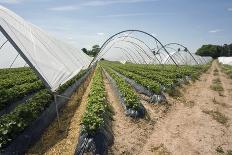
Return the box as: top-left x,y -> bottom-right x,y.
0,89 -> 53,149
101,63 -> 161,94
0,69 -> 34,80
114,62 -> 208,80
103,66 -> 142,111
221,64 -> 232,78
56,69 -> 87,93
106,64 -> 177,88
101,61 -> 209,94
0,67 -> 31,74
0,68 -> 89,149
0,81 -> 45,111
81,66 -> 112,134
0,74 -> 39,90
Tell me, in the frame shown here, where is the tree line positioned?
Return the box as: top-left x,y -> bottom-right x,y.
196,44 -> 232,59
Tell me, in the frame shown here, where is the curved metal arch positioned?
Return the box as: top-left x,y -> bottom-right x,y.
0,40 -> 8,50
89,30 -> 177,66
123,45 -> 148,64
96,35 -> 159,65
114,47 -> 138,64
115,35 -> 161,64
163,47 -> 187,65
119,40 -> 157,64
115,45 -> 145,64
156,42 -> 199,65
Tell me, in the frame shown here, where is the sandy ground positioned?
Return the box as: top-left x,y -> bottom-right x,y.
138,61 -> 232,155
27,71 -> 94,155
103,72 -> 170,155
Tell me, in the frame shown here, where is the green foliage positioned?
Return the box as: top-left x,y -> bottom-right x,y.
216,146 -> 224,153
56,69 -> 87,93
104,66 -> 141,110
0,81 -> 45,110
0,89 -> 53,148
221,64 -> 232,79
196,44 -> 232,58
101,61 -> 208,95
81,45 -> 100,57
81,66 -> 111,134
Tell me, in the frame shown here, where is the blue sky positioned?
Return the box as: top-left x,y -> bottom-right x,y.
0,0 -> 232,52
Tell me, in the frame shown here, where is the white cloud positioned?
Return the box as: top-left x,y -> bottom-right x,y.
0,0 -> 25,4
97,12 -> 154,18
228,8 -> 232,12
83,0 -> 158,6
48,6 -> 79,11
209,29 -> 223,33
49,0 -> 158,11
97,32 -> 105,36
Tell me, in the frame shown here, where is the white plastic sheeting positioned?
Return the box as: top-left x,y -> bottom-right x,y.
218,57 -> 232,65
0,5 -> 92,92
164,52 -> 212,65
94,30 -> 212,66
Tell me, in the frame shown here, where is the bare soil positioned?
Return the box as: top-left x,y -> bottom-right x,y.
102,72 -> 169,155
139,60 -> 232,155
27,71 -> 94,155
28,60 -> 232,155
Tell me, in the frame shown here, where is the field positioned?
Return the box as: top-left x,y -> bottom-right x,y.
1,60 -> 232,154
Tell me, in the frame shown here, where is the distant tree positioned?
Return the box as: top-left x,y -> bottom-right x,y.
196,43 -> 232,58
81,48 -> 88,55
81,45 -> 101,57
196,44 -> 221,59
91,45 -> 100,57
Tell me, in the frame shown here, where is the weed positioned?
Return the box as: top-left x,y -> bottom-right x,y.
185,100 -> 195,108
150,144 -> 171,155
211,77 -> 224,92
227,150 -> 232,155
214,68 -> 219,73
212,78 -> 221,84
216,146 -> 224,153
203,110 -> 229,125
167,88 -> 182,98
210,84 -> 224,92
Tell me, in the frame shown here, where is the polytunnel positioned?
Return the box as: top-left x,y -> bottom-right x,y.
218,57 -> 232,65
0,5 -> 92,92
90,30 -> 212,67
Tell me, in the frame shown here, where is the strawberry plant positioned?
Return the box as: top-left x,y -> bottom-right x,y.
81,66 -> 112,134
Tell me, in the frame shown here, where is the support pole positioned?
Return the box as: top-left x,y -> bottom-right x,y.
54,94 -> 61,128
10,53 -> 19,68
0,40 -> 8,50
0,25 -> 52,91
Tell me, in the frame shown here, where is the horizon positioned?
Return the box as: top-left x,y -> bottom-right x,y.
0,0 -> 232,52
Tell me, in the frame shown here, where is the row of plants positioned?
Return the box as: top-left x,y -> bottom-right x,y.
103,66 -> 142,112
56,69 -> 87,93
115,61 -> 209,80
105,64 -> 162,94
0,81 -> 45,111
0,89 -> 53,149
106,64 -> 177,88
0,67 -> 90,150
0,69 -> 34,80
101,61 -> 209,95
0,73 -> 39,90
221,64 -> 232,78
0,67 -> 31,74
81,66 -> 112,134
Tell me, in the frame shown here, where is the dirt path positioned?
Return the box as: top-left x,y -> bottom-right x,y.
103,73 -> 169,155
139,60 -> 232,155
28,72 -> 94,155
